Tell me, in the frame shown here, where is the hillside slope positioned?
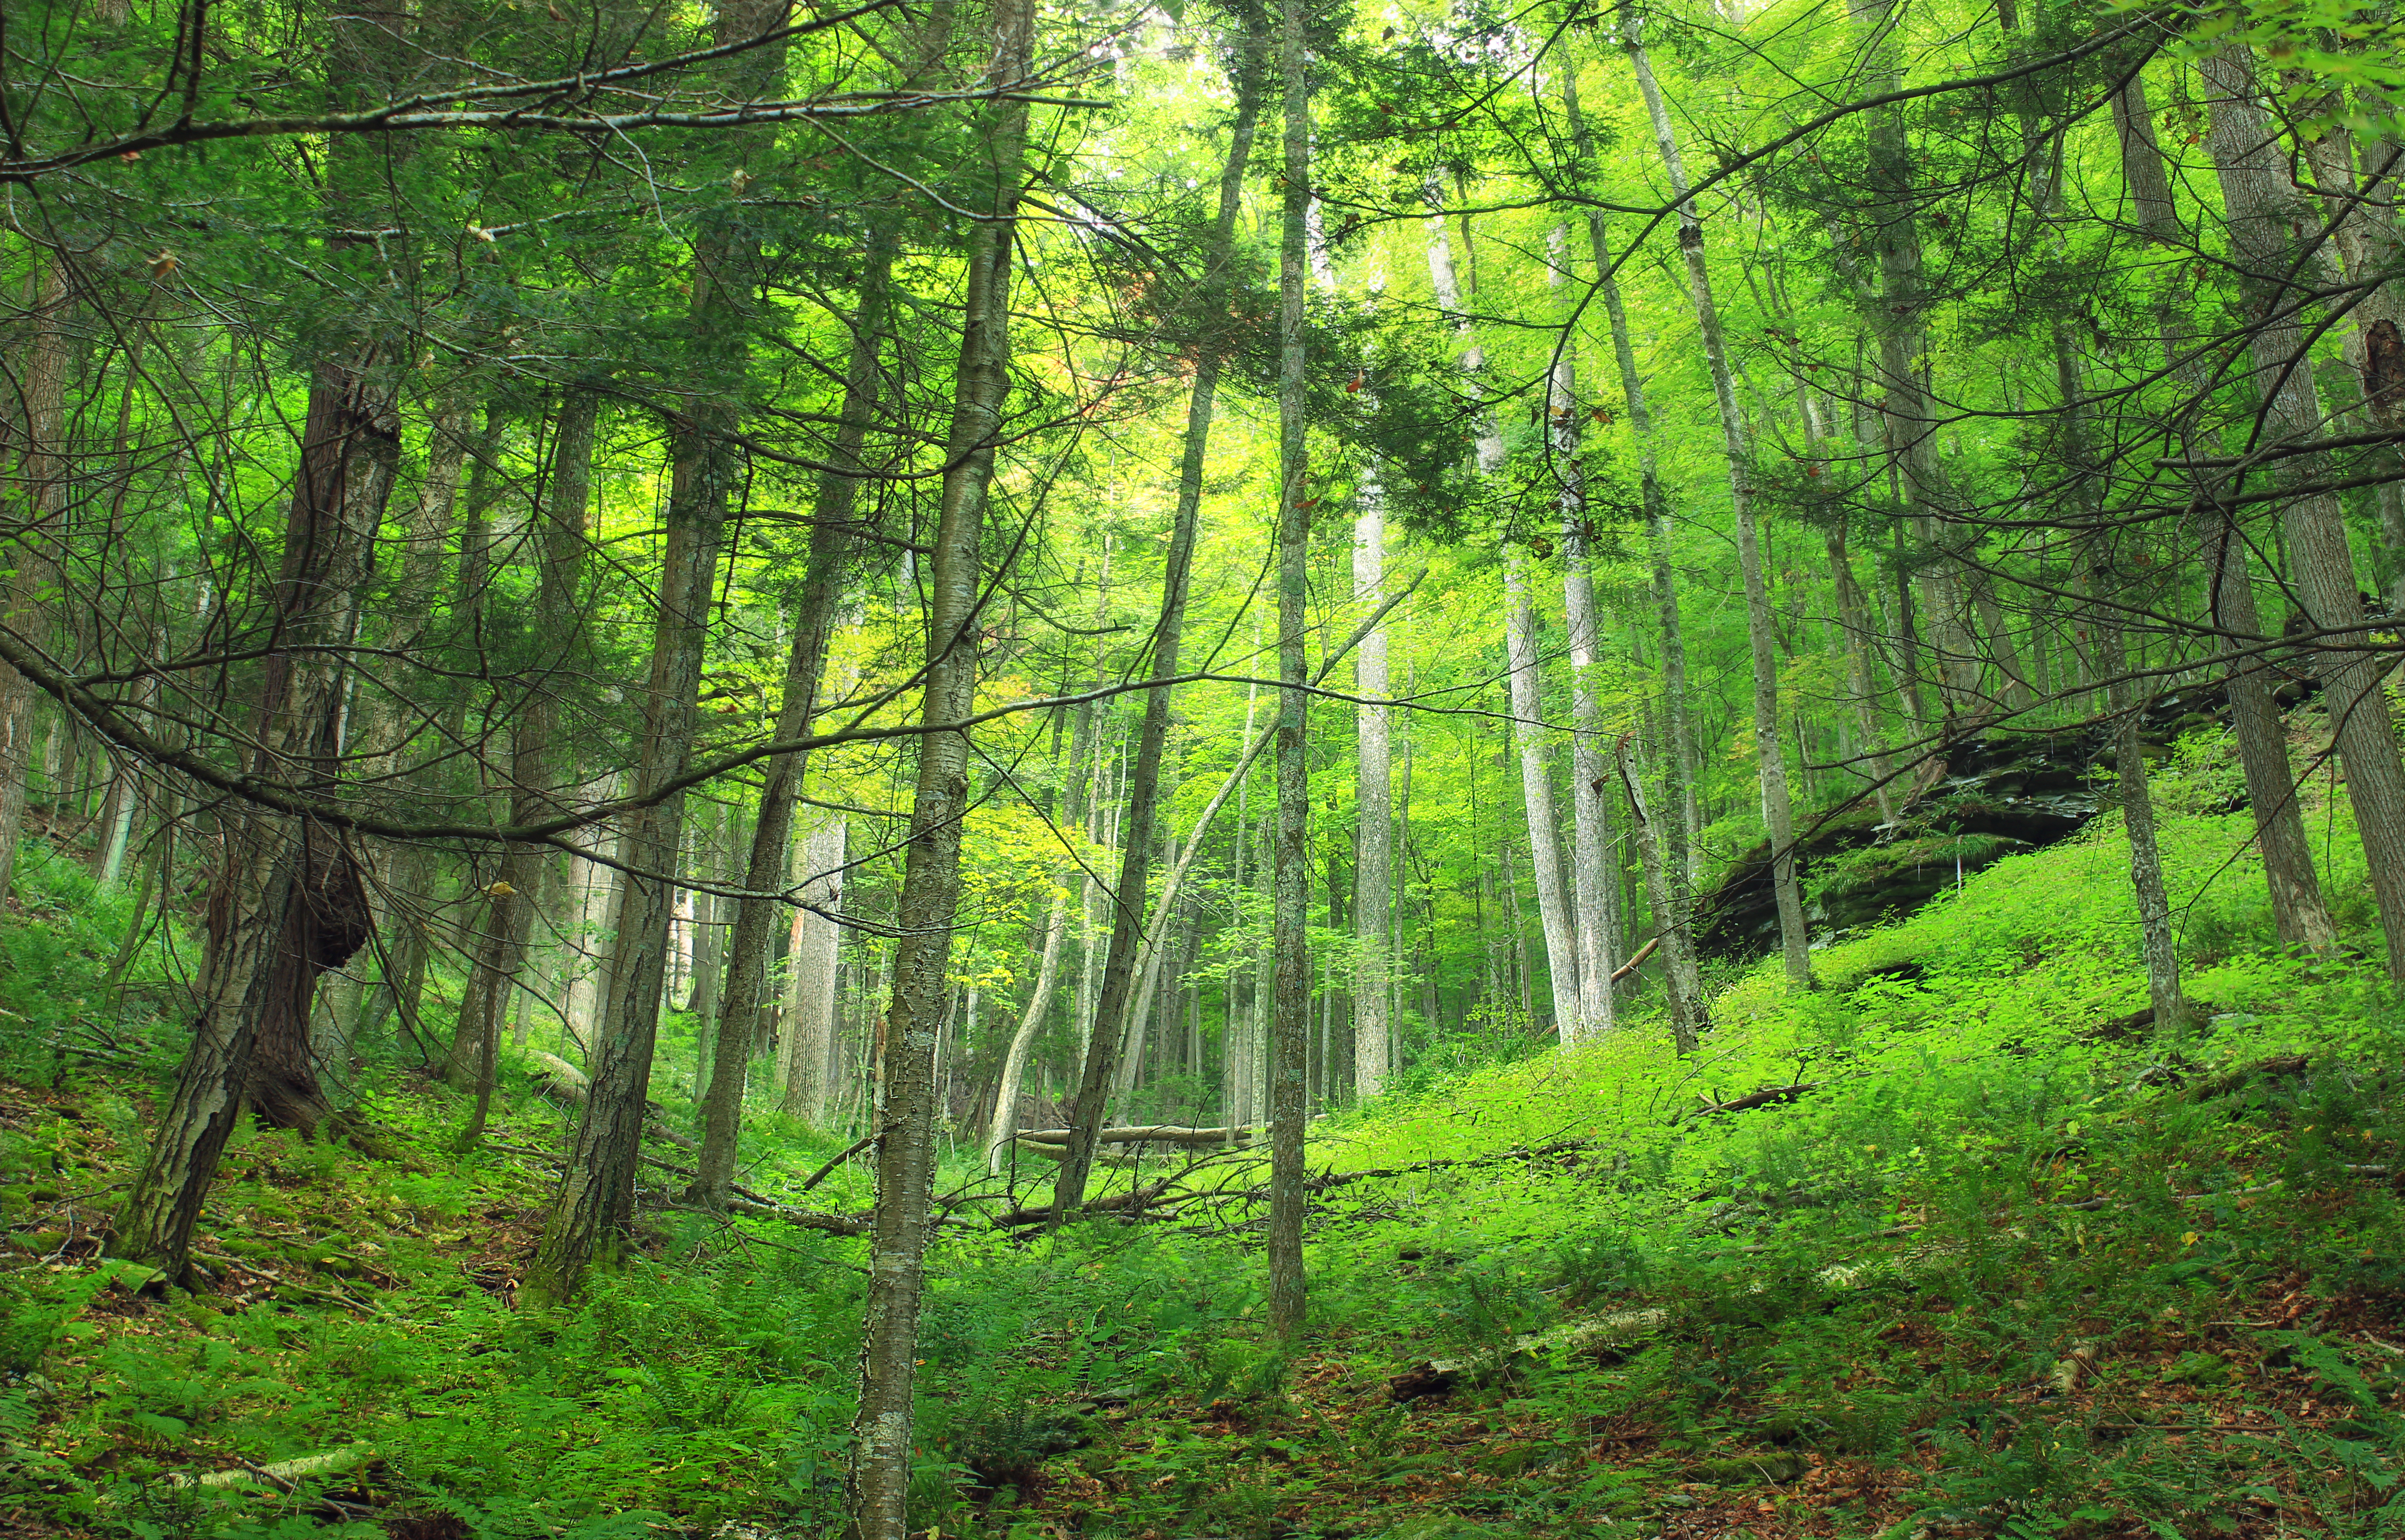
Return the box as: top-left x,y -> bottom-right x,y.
3,739 -> 2404,1540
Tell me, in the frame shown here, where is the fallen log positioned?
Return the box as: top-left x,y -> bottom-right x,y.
484,1140 -> 869,1234
725,1196 -> 873,1236
1007,1139 -> 1152,1165
1389,1309 -> 1667,1402
1014,1124 -> 1253,1147
996,1175 -> 1179,1227
1693,1083 -> 1820,1118
2184,1053 -> 2310,1104
171,1444 -> 375,1490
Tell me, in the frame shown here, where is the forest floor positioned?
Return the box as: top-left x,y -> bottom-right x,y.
5,753 -> 2405,1539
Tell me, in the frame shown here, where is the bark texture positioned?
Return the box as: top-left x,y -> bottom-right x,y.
117,347 -> 397,1275
0,259 -> 71,904
1268,0 -> 1311,1341
2203,46 -> 2405,982
845,0 -> 1032,1528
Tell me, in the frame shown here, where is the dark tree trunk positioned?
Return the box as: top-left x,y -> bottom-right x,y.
118,349 -> 398,1277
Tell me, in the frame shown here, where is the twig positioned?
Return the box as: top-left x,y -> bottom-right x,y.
801,1132 -> 875,1193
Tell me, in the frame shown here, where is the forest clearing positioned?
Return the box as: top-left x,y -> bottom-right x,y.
3,0 -> 2405,1534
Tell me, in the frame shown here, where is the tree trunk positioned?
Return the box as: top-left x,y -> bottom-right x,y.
688,226 -> 888,1201
984,872 -> 1069,1170
524,0 -> 801,1292
526,424 -> 725,1291
1505,557 -> 1585,1032
1267,0 -> 1312,1341
1616,734 -> 1698,1053
1629,21 -> 1811,988
450,390 -> 596,1094
116,347 -> 397,1277
846,0 -> 1032,1528
1845,0 -> 1976,715
780,815 -> 848,1121
2108,71 -> 2335,951
1587,217 -> 1710,983
1549,225 -> 1619,1037
1422,193 -> 1584,1031
1352,431 -> 1393,1098
1052,9 -> 1267,1217
2203,45 -> 2405,981
0,259 -> 71,904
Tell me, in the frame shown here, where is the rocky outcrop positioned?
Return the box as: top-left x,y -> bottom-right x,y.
1691,674 -> 2312,961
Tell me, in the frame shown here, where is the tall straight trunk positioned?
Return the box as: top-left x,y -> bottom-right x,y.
358,408 -> 493,1046
2203,46 -> 2405,981
560,785 -> 617,1046
984,691 -> 1096,1160
689,227 -> 889,1202
691,845 -> 726,1037
1588,219 -> 1709,928
1629,24 -> 1811,988
847,0 -> 1032,1528
0,260 -> 71,903
2053,327 -> 2188,1020
526,421 -> 727,1291
1825,524 -> 1897,821
1267,0 -> 1311,1341
1229,661 -> 1262,1128
1548,229 -> 1617,1037
1108,820 -> 1179,1109
1351,433 -> 1393,1097
780,815 -> 848,1121
2109,72 -> 2334,950
1054,11 -> 1266,1215
351,392 -> 470,981
526,0 -> 799,1291
1504,559 -> 1584,1031
117,350 -> 397,1275
1795,388 -> 1897,820
2103,630 -> 2185,1021
1423,195 -> 1583,1029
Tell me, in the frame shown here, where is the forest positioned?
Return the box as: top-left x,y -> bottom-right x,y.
4,0 -> 2405,1534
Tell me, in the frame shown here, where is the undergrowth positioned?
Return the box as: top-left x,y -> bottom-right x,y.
2,727 -> 2403,1539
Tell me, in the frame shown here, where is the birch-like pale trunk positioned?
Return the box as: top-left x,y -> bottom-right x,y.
1629,24 -> 1811,988
1352,441 -> 1394,1095
1548,223 -> 1618,1034
1615,734 -> 1696,1054
1423,194 -> 1584,1031
984,874 -> 1068,1170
